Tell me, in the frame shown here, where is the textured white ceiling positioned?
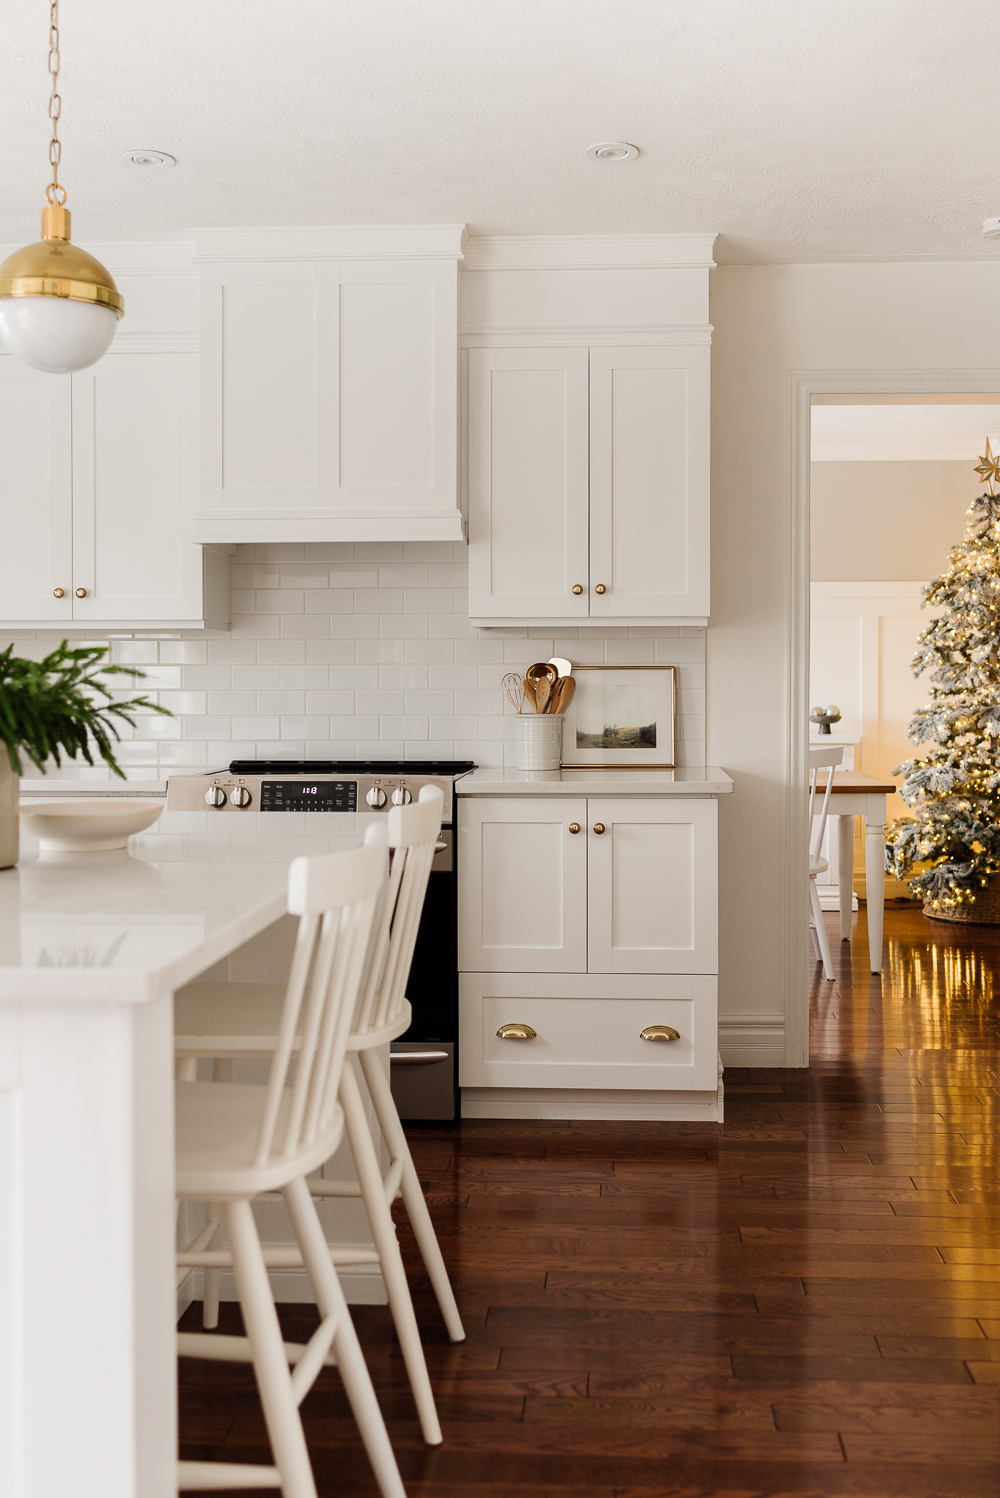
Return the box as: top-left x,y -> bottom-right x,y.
3,0 -> 1000,261
811,405 -> 1000,461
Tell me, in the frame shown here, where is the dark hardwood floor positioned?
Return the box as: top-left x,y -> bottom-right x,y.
179,904 -> 1000,1496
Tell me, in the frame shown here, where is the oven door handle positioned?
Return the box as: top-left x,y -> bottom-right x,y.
389,1049 -> 450,1066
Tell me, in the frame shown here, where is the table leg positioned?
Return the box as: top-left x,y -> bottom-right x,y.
836,814 -> 854,941
864,807 -> 886,973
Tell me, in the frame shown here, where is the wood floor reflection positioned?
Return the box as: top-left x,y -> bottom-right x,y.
179,904 -> 1000,1496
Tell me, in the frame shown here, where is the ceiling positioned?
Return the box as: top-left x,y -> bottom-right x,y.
3,0 -> 1000,262
811,403 -> 1000,461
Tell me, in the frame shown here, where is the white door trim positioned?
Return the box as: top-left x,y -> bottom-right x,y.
785,366 -> 1000,1066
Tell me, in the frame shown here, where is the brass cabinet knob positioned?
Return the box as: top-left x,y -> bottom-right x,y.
496,1023 -> 537,1040
571,584 -> 584,595
52,587 -> 65,598
592,822 -> 606,835
594,584 -> 607,595
568,822 -> 581,834
75,587 -> 88,598
640,1025 -> 681,1043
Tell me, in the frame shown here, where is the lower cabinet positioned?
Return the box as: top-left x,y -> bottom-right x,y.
457,793 -> 721,1116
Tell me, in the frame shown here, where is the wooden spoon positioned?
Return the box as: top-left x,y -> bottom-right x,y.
522,676 -> 538,712
551,676 -> 576,714
533,675 -> 552,713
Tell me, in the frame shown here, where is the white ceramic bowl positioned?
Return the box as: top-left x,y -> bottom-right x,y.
19,798 -> 164,852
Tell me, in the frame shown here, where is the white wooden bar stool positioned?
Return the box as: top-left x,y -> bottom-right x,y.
808,744 -> 844,982
175,786 -> 464,1450
175,839 -> 407,1498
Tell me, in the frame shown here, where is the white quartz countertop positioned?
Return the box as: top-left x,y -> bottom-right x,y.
0,810 -> 368,1004
456,765 -> 734,796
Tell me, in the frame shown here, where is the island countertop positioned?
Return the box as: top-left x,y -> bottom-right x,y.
0,810 -> 366,1004
456,765 -> 734,797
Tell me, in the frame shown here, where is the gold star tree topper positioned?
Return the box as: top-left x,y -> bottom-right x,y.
974,436 -> 1000,493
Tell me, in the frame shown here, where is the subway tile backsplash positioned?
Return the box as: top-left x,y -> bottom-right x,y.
7,543 -> 706,781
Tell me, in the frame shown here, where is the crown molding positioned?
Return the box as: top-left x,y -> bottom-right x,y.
461,324 -> 713,347
191,224 -> 468,263
462,233 -> 718,272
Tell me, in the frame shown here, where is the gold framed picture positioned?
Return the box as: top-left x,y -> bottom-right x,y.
559,664 -> 677,769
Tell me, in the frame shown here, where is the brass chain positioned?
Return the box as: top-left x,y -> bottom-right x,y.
46,0 -> 66,205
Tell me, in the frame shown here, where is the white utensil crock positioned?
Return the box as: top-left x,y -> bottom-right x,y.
0,756 -> 19,869
515,714 -> 563,771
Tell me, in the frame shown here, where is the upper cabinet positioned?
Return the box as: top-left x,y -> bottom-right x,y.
462,233 -> 716,627
193,226 -> 467,545
0,351 -> 229,630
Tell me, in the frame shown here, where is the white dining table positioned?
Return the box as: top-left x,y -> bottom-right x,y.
815,769 -> 897,974
0,809 -> 366,1498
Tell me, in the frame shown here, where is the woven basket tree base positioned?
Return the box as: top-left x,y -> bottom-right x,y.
924,877 -> 1000,924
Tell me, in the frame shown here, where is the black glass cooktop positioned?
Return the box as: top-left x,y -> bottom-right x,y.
228,760 -> 476,776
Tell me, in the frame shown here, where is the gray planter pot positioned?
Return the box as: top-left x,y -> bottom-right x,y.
0,754 -> 19,869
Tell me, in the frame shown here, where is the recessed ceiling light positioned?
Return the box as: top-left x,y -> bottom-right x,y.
121,150 -> 176,168
585,142 -> 639,162
983,217 -> 1000,239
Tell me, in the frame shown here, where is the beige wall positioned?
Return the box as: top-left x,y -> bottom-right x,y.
810,460 -> 973,581
707,261 -> 1000,1044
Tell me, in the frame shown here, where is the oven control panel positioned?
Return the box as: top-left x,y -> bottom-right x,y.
166,772 -> 457,822
260,779 -> 357,813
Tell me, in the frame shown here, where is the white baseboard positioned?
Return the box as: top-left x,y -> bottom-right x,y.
176,1256 -> 388,1319
816,889 -> 859,912
461,1085 -> 722,1121
718,1011 -> 786,1068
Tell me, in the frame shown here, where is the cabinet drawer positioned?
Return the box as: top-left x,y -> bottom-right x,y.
459,973 -> 717,1090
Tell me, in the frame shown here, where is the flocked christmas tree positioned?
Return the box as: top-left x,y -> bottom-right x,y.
886,439 -> 1000,912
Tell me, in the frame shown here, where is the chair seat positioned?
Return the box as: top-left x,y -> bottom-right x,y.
176,1079 -> 343,1199
175,981 -> 412,1056
809,854 -> 829,877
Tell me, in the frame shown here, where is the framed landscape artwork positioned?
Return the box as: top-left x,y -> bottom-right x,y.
560,664 -> 677,769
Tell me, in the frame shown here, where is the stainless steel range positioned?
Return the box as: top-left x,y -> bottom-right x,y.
167,759 -> 476,1120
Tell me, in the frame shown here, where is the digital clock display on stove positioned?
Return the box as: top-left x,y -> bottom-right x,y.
259,779 -> 357,812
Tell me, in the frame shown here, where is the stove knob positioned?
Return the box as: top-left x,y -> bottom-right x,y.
230,785 -> 252,808
391,785 -> 412,806
366,785 -> 388,808
205,785 -> 227,808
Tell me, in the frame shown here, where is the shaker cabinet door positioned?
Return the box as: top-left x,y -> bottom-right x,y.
586,798 -> 718,974
468,347 -> 590,619
0,361 -> 72,623
71,354 -> 203,622
588,346 -> 710,619
459,797 -> 588,973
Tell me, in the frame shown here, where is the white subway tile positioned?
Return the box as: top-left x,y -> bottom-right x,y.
115,742 -> 159,765
357,690 -> 405,715
258,691 -> 305,715
354,542 -> 403,563
456,740 -> 503,766
231,613 -> 278,639
402,541 -> 454,562
405,690 -> 453,714
455,689 -> 504,715
208,639 -> 257,664
280,716 -> 329,739
429,716 -> 479,740
208,691 -> 257,715
182,665 -> 232,690
427,562 -> 469,587
429,664 -> 479,689
329,666 -> 379,689
416,741 -> 456,760
355,589 -> 402,614
280,616 -> 331,639
379,665 -> 428,690
230,589 -> 255,614
182,716 -> 232,740
553,637 -> 602,663
156,742 -> 207,767
112,640 -> 158,664
379,716 -> 427,740
160,641 -> 207,664
380,615 -> 428,639
476,716 -> 516,740
329,566 -> 378,588
303,542 -> 356,562
307,640 -> 357,664
256,543 -> 304,563
234,664 -> 280,690
134,715 -> 182,739
330,716 -> 378,738
304,590 -> 354,614
330,615 -> 377,638
357,739 -> 404,758
308,741 -> 354,758
379,564 -> 427,588
280,564 -> 330,588
281,665 -> 329,689
457,638 -> 504,662
257,640 -> 307,664
452,588 -> 469,613
356,639 -> 404,662
255,589 -> 303,614
605,639 -> 655,664
429,614 -> 477,639
158,691 -> 207,715
305,691 -> 355,714
405,588 -> 453,614
232,716 -> 280,739
405,639 -> 454,663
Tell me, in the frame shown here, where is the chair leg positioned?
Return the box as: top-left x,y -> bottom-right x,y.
359,1047 -> 465,1343
202,1059 -> 235,1329
282,1175 -> 407,1498
808,878 -> 836,981
224,1198 -> 318,1498
340,1061 -> 442,1445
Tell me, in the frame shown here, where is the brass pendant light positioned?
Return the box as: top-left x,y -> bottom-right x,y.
0,1 -> 123,373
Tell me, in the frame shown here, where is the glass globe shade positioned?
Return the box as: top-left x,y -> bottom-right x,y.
0,295 -> 117,374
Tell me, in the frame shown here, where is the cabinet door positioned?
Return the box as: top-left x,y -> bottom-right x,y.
458,797 -> 588,973
468,347 -> 590,619
0,360 -> 72,623
589,346 -> 710,618
587,798 -> 718,974
71,353 -> 203,622
199,259 -> 460,536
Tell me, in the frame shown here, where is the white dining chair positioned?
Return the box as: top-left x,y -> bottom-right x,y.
174,786 -> 463,1450
175,838 -> 407,1498
808,744 -> 844,981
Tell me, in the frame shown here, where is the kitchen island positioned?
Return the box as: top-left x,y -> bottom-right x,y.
0,810 -> 367,1498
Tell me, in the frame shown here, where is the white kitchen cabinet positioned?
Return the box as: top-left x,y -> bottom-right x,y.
468,343 -> 710,625
194,228 -> 466,544
0,352 -> 229,629
458,797 -> 588,973
458,796 -> 717,975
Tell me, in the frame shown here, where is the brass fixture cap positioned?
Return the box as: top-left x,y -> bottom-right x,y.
0,207 -> 124,317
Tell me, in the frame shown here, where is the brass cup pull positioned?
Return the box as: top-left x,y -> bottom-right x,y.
640,1025 -> 681,1043
571,584 -> 584,595
75,587 -> 88,598
594,583 -> 607,595
52,587 -> 65,598
592,823 -> 605,835
568,822 -> 581,834
497,1023 -> 537,1040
